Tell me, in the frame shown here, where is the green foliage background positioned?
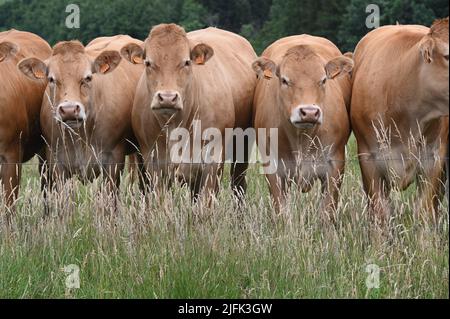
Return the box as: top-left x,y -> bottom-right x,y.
0,0 -> 448,53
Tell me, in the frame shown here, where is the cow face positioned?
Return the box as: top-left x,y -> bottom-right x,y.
0,42 -> 19,63
253,45 -> 353,130
121,24 -> 214,116
17,41 -> 121,128
419,17 -> 449,116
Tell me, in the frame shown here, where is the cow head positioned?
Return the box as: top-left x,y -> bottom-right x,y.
17,41 -> 122,128
253,45 -> 353,130
418,17 -> 449,115
121,24 -> 214,116
0,42 -> 19,63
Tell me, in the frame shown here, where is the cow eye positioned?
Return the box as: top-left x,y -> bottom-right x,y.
320,77 -> 327,86
48,76 -> 55,84
184,60 -> 192,67
281,77 -> 289,86
144,60 -> 152,68
84,75 -> 93,83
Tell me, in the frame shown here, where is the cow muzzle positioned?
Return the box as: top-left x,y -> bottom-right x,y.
290,104 -> 323,129
151,91 -> 183,115
56,101 -> 87,128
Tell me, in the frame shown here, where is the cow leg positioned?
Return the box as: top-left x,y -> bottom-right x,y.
320,161 -> 345,223
37,149 -> 51,217
192,163 -> 223,206
231,135 -> 250,200
44,160 -> 72,217
231,162 -> 248,199
445,147 -> 449,201
359,156 -> 391,223
1,150 -> 22,219
266,173 -> 288,214
127,153 -> 138,185
416,158 -> 447,220
103,151 -> 126,212
133,152 -> 151,196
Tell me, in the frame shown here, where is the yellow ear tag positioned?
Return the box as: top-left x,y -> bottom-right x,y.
195,55 -> 205,65
34,69 -> 46,79
100,63 -> 110,74
263,69 -> 273,80
133,56 -> 143,64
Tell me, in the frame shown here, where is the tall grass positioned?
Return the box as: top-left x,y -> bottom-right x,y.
0,136 -> 448,299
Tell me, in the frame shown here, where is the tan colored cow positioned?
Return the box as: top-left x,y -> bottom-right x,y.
18,35 -> 143,201
121,24 -> 256,199
252,35 -> 353,217
351,18 -> 449,220
0,30 -> 51,207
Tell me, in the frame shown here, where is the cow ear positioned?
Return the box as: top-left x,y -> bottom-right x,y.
92,50 -> 122,74
252,57 -> 277,80
17,57 -> 48,80
191,43 -> 214,65
325,55 -> 354,79
120,43 -> 144,65
0,42 -> 19,63
419,36 -> 435,64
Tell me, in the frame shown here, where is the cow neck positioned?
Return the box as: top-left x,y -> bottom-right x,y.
184,72 -> 201,129
284,121 -> 320,153
83,87 -> 103,142
64,92 -> 102,147
155,78 -> 199,133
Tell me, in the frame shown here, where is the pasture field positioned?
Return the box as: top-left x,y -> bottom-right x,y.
0,136 -> 448,299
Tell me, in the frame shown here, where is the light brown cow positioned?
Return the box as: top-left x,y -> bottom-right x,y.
0,30 -> 51,207
252,35 -> 353,217
121,24 -> 256,199
18,35 -> 143,201
351,18 -> 449,220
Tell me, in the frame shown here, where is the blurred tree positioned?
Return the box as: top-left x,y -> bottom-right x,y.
199,0 -> 272,34
0,0 -> 448,53
0,0 -> 206,44
253,0 -> 347,53
180,0 -> 209,31
338,0 -> 449,52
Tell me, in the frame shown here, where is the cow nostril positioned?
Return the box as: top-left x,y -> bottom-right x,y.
172,94 -> 178,103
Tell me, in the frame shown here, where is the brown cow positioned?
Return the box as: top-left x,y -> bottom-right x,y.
252,35 -> 353,218
0,30 -> 51,207
120,24 -> 256,200
18,35 -> 143,203
351,18 -> 449,220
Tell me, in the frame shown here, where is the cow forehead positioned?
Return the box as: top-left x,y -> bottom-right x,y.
281,52 -> 324,78
145,24 -> 190,60
145,37 -> 190,59
430,17 -> 449,43
48,53 -> 91,78
148,23 -> 187,43
53,41 -> 85,56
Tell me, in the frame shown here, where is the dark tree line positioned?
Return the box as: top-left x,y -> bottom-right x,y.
0,0 -> 448,53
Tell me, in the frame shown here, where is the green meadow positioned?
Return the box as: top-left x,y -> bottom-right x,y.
0,136 -> 448,299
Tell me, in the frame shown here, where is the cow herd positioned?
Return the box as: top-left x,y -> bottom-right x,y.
0,18 -> 448,221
